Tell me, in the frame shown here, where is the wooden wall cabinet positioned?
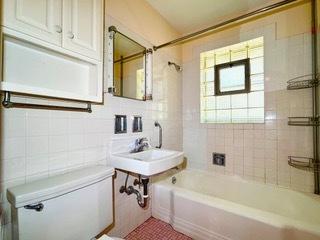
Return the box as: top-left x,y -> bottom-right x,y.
0,0 -> 104,103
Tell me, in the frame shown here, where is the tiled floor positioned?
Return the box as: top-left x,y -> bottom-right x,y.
124,217 -> 192,240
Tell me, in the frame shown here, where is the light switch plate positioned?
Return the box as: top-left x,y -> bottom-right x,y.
132,116 -> 142,132
115,115 -> 127,134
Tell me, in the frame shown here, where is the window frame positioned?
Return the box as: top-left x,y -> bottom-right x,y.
214,58 -> 251,96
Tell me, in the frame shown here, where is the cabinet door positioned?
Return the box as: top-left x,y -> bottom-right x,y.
63,0 -> 103,60
2,0 -> 62,46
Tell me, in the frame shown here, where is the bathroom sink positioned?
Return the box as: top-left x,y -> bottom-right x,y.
111,149 -> 184,176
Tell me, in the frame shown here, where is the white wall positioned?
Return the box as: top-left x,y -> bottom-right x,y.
0,0 -> 182,239
182,2 -> 315,193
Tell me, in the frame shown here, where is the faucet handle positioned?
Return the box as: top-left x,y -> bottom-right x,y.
130,137 -> 149,153
138,137 -> 148,144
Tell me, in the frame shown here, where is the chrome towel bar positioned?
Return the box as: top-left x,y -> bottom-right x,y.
2,91 -> 92,113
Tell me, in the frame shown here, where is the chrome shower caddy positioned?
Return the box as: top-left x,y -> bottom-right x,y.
287,0 -> 320,194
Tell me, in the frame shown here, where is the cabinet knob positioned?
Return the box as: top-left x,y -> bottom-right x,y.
55,25 -> 62,33
68,32 -> 75,39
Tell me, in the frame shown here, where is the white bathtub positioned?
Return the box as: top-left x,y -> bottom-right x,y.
152,170 -> 320,240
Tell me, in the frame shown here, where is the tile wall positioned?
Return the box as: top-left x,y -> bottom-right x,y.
182,2 -> 315,193
0,0 -> 183,239
0,1 -> 316,240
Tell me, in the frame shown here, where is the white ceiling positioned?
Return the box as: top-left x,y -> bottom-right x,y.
146,0 -> 278,34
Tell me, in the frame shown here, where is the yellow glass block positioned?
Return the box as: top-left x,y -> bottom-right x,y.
250,57 -> 264,74
205,110 -> 216,122
205,96 -> 216,110
205,68 -> 215,82
215,52 -> 230,65
205,82 -> 215,96
231,48 -> 248,61
248,91 -> 264,108
248,108 -> 264,123
231,94 -> 248,108
216,110 -> 231,123
205,56 -> 215,68
232,109 -> 248,123
249,46 -> 264,58
216,95 -> 231,109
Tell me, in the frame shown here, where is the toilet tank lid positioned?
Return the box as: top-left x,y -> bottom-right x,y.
7,165 -> 114,208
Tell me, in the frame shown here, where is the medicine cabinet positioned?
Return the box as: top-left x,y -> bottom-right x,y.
107,26 -> 153,101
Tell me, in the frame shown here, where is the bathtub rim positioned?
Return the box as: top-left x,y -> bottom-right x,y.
153,169 -> 320,237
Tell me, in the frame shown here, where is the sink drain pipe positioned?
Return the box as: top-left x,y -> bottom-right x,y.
119,173 -> 149,208
132,178 -> 149,208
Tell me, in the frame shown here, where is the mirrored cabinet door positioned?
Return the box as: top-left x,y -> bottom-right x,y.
110,27 -> 147,101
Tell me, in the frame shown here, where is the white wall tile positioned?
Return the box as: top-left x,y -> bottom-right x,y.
2,137 -> 26,159
68,118 -> 85,135
49,135 -> 68,153
26,136 -> 49,157
26,154 -> 49,176
68,134 -> 84,151
48,152 -> 69,172
182,23 -> 314,193
49,118 -> 68,136
1,157 -> 25,181
26,117 -> 49,136
3,116 -> 26,138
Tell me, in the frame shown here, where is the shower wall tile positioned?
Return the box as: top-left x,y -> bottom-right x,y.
182,8 -> 314,193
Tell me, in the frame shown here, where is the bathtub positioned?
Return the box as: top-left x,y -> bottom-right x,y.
152,170 -> 320,240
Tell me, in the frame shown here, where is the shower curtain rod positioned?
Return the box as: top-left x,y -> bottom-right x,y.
310,0 -> 319,194
153,0 -> 298,50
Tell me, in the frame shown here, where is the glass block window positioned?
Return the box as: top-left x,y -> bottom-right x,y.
215,59 -> 250,95
200,37 -> 264,123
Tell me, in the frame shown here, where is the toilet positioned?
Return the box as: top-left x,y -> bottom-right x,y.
7,165 -> 124,240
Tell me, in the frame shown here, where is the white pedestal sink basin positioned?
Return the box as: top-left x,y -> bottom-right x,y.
111,148 -> 184,176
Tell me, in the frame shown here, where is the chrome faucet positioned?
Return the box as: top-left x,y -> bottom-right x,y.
131,137 -> 149,153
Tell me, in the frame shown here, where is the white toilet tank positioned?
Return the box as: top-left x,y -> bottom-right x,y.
7,165 -> 114,240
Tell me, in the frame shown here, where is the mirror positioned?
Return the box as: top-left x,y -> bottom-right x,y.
112,28 -> 147,101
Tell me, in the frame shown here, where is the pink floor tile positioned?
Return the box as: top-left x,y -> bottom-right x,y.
124,217 -> 192,240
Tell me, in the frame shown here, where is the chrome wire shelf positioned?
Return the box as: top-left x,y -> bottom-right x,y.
287,74 -> 318,90
288,156 -> 319,172
288,117 -> 319,126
